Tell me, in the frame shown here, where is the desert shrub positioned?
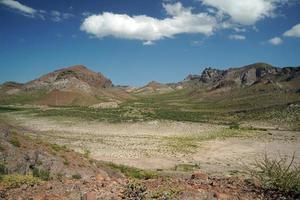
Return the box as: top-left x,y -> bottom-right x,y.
63,159 -> 70,166
0,174 -> 41,188
51,143 -> 67,152
32,167 -> 51,181
0,162 -> 7,175
83,149 -> 91,158
252,153 -> 300,195
9,137 -> 21,147
0,144 -> 5,151
123,182 -> 147,200
72,174 -> 81,179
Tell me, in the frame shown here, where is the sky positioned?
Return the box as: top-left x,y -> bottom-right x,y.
0,0 -> 300,86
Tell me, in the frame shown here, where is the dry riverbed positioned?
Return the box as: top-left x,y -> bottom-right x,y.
5,113 -> 300,175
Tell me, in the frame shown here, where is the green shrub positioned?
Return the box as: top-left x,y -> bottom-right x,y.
51,143 -> 67,152
9,137 -> 21,147
252,153 -> 300,195
72,174 -> 81,179
32,167 -> 51,181
0,162 -> 7,175
63,159 -> 70,166
0,174 -> 41,189
123,182 -> 147,199
83,149 -> 91,158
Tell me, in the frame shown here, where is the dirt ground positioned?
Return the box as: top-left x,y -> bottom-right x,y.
5,113 -> 300,175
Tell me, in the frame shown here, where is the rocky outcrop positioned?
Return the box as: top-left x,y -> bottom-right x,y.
184,63 -> 300,89
200,68 -> 224,83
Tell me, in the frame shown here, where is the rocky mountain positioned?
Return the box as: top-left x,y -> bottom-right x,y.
0,65 -> 134,106
24,65 -> 113,93
183,63 -> 300,90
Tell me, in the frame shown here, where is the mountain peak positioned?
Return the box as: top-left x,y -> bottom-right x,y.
25,65 -> 113,91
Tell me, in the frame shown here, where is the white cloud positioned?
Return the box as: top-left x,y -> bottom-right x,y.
50,10 -> 74,22
283,23 -> 300,37
0,0 -> 36,16
0,0 -> 74,22
143,41 -> 155,46
80,2 -> 217,43
229,34 -> 246,40
268,37 -> 283,45
200,0 -> 286,25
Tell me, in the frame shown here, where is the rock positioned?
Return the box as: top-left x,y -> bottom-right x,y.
95,173 -> 105,182
45,183 -> 53,190
200,68 -> 224,83
20,184 -> 28,190
83,192 -> 97,200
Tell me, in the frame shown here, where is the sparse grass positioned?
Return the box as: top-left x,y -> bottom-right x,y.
251,153 -> 300,196
0,174 -> 41,189
106,162 -> 157,180
9,137 -> 21,147
164,128 -> 249,154
32,167 -> 51,181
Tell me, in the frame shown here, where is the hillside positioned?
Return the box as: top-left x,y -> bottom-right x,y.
0,65 -> 133,106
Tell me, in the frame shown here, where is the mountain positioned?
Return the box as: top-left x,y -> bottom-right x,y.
24,65 -> 113,92
133,81 -> 176,95
183,63 -> 300,91
0,65 -> 133,106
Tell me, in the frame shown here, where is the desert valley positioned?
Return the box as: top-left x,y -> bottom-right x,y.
0,63 -> 299,199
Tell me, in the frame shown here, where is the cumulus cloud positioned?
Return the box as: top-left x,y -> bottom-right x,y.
268,36 -> 283,45
200,0 -> 286,25
228,34 -> 246,40
283,23 -> 300,37
80,2 -> 217,44
0,0 -> 36,16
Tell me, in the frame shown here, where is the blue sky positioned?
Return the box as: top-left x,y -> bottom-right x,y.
0,0 -> 300,86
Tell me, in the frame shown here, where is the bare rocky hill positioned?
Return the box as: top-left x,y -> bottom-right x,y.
183,63 -> 300,90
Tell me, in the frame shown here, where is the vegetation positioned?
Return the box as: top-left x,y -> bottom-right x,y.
9,137 -> 21,147
83,148 -> 91,159
174,163 -> 200,172
0,174 -> 41,189
32,167 -> 51,181
106,162 -> 157,180
164,128 -> 250,154
123,182 -> 147,199
51,143 -> 68,152
63,159 -> 70,166
72,174 -> 82,179
0,162 -> 7,175
252,153 -> 300,196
